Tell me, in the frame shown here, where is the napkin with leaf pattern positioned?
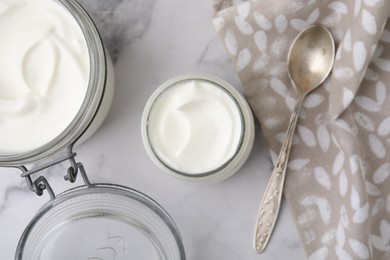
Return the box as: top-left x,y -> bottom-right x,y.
212,0 -> 390,259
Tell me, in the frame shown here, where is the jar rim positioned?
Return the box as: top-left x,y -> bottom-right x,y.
16,184 -> 186,260
0,0 -> 107,166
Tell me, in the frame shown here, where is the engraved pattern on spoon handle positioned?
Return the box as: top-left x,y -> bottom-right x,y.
254,95 -> 304,253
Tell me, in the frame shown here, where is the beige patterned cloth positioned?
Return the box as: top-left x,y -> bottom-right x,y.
212,0 -> 390,259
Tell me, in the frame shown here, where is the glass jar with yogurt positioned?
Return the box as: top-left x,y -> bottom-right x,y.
0,0 -> 114,165
0,1 -> 186,259
142,74 -> 255,184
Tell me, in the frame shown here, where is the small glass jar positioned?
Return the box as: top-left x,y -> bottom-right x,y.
16,184 -> 185,260
141,73 -> 255,184
0,1 -> 186,260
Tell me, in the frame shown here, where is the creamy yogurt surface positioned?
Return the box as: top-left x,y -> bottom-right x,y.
0,0 -> 89,153
147,79 -> 243,174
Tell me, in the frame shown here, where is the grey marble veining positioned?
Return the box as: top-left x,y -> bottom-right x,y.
0,177 -> 25,214
0,0 -> 306,259
79,0 -> 157,62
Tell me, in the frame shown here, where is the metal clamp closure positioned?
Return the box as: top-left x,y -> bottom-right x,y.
18,145 -> 92,200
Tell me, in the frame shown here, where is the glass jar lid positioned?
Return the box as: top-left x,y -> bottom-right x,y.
16,184 -> 186,260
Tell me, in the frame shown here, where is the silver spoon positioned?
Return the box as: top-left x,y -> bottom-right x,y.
254,25 -> 335,253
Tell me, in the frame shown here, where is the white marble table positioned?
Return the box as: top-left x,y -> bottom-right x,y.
0,0 -> 306,259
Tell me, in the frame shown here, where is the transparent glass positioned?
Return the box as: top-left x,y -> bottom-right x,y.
0,0 -> 114,166
16,185 -> 186,260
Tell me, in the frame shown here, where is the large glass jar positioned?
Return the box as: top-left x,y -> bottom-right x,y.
0,0 -> 115,166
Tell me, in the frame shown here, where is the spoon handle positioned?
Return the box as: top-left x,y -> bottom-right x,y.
254,95 -> 304,253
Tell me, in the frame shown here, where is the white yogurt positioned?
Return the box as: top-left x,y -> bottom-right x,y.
0,0 -> 90,153
146,78 -> 244,175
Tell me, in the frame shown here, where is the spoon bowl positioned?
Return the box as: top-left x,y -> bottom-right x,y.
254,25 -> 335,253
288,25 -> 335,94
